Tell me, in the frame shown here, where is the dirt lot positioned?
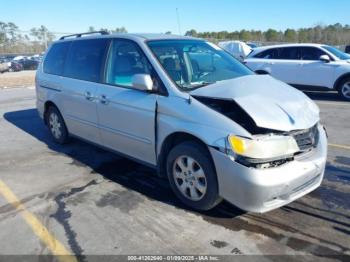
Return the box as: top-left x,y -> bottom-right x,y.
0,70 -> 35,88
0,78 -> 349,261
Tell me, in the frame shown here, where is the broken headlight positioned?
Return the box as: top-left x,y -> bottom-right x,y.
228,134 -> 299,160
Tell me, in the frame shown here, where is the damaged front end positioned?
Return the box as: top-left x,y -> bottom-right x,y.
193,96 -> 320,169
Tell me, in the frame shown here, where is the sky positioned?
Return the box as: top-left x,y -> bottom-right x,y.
1,0 -> 350,35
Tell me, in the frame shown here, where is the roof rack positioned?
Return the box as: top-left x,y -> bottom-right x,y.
59,31 -> 109,40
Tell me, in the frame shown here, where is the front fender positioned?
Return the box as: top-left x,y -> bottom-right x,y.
157,95 -> 251,154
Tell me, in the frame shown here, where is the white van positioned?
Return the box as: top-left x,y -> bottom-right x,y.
36,32 -> 327,213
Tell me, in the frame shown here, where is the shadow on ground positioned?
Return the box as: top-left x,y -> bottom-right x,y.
3,108 -> 244,219
302,90 -> 346,102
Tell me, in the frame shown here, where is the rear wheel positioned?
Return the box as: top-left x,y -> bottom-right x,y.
337,78 -> 350,101
46,106 -> 69,144
166,141 -> 222,210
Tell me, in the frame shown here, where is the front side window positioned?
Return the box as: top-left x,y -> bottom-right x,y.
300,47 -> 326,60
322,45 -> 350,60
44,41 -> 71,75
105,40 -> 153,87
64,39 -> 109,82
147,40 -> 253,90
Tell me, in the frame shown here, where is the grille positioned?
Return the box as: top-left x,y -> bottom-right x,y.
291,124 -> 319,152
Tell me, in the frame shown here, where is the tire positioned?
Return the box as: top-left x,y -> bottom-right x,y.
46,106 -> 69,144
166,141 -> 222,211
337,77 -> 350,101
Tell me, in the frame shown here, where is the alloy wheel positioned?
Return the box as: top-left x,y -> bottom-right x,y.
341,82 -> 350,99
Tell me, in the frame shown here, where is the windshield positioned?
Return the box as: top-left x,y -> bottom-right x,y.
322,45 -> 350,60
147,40 -> 253,90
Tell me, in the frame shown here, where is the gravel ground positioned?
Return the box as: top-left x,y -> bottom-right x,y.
0,70 -> 36,89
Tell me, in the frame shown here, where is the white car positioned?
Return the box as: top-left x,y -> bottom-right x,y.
218,41 -> 252,61
245,43 -> 350,101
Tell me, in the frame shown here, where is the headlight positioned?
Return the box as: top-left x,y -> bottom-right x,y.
228,135 -> 299,160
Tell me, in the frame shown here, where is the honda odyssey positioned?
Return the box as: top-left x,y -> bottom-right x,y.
36,32 -> 327,213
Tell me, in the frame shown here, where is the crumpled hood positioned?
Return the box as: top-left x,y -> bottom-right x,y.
190,75 -> 319,132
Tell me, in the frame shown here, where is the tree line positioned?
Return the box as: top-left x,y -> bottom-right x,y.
0,22 -> 56,54
0,22 -> 128,55
2,21 -> 350,55
185,23 -> 350,45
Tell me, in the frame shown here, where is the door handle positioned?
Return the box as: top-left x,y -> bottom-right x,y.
84,91 -> 94,101
100,94 -> 109,105
266,62 -> 274,65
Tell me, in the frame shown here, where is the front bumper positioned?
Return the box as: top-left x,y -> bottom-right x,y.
210,125 -> 327,213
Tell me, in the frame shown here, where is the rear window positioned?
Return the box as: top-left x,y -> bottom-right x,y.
44,42 -> 71,75
64,39 -> 109,82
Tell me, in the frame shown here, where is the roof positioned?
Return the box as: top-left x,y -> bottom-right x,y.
253,43 -> 326,52
57,32 -> 199,42
125,33 -> 197,40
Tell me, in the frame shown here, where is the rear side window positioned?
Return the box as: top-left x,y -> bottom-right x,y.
277,47 -> 300,60
44,42 -> 71,75
254,48 -> 278,59
64,39 -> 109,82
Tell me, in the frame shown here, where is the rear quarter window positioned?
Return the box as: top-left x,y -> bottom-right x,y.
43,42 -> 71,75
64,39 -> 109,82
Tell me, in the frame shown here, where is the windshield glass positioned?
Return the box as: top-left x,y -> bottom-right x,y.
147,40 -> 253,90
322,45 -> 350,60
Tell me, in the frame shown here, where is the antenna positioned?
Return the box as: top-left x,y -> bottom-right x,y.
176,8 -> 182,35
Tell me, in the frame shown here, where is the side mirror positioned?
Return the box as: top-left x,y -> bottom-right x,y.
132,74 -> 154,91
319,55 -> 330,63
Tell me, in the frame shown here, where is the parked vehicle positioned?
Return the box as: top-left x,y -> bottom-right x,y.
218,40 -> 252,61
9,61 -> 23,72
345,45 -> 350,54
17,58 -> 39,70
36,32 -> 327,213
0,58 -> 23,72
245,43 -> 350,101
13,56 -> 25,61
0,60 -> 9,73
246,42 -> 259,49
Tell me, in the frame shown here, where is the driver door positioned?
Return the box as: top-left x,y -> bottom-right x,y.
294,47 -> 335,88
96,39 -> 157,165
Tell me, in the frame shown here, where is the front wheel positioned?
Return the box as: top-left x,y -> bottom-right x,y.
338,78 -> 350,101
166,141 -> 222,210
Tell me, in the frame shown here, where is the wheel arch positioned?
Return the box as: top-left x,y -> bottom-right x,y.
43,100 -> 59,125
334,73 -> 350,90
157,132 -> 213,177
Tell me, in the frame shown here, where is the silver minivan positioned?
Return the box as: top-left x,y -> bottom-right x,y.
36,32 -> 327,213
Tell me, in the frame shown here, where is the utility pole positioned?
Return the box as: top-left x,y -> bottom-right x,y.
44,31 -> 47,50
176,8 -> 182,35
